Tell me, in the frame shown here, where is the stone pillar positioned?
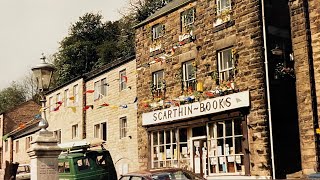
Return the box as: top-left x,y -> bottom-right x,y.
27,130 -> 62,180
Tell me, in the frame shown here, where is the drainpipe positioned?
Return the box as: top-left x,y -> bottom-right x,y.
261,0 -> 276,178
302,0 -> 320,172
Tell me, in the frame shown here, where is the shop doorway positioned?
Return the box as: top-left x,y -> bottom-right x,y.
191,136 -> 208,178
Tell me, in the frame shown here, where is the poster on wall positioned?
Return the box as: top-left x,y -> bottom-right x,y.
194,157 -> 201,174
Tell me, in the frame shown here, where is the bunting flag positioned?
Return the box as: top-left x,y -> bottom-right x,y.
69,106 -> 77,113
85,90 -> 95,94
69,96 -> 75,100
18,123 -> 26,129
34,114 -> 41,119
83,105 -> 94,110
56,101 -> 63,105
39,107 -> 47,112
111,105 -> 118,109
121,76 -> 128,83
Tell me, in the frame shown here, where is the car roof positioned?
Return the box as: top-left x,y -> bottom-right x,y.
123,168 -> 191,176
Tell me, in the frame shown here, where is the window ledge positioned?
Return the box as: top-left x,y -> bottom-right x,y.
213,20 -> 235,33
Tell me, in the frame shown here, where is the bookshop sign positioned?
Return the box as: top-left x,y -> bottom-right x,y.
142,91 -> 250,126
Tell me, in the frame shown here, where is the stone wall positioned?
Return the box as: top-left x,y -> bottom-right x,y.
135,0 -> 270,176
289,0 -> 320,175
46,78 -> 84,143
85,59 -> 139,175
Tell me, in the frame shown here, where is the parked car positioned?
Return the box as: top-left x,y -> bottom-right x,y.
119,168 -> 206,180
16,164 -> 31,180
58,139 -> 117,180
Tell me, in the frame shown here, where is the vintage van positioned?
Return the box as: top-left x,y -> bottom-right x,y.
58,139 -> 117,180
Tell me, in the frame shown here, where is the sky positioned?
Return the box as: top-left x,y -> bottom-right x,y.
0,0 -> 129,90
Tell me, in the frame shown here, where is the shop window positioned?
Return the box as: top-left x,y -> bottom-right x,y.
72,124 -> 78,139
182,61 -> 196,91
94,122 -> 107,141
207,118 -> 245,175
120,117 -> 127,139
178,128 -> 190,169
217,48 -> 234,83
151,130 -> 178,168
152,24 -> 165,41
181,8 -> 195,33
152,70 -> 164,98
25,136 -> 32,150
54,129 -> 62,144
119,69 -> 127,91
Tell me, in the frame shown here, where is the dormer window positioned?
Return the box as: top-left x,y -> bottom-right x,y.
181,8 -> 195,33
152,24 -> 165,41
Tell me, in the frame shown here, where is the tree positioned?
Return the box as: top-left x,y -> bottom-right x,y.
0,82 -> 27,113
53,13 -> 122,86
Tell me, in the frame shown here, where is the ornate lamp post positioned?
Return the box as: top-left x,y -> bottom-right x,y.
28,54 -> 61,180
31,54 -> 56,131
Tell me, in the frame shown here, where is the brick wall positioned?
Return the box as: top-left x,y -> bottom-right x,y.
135,0 -> 270,176
289,0 -> 320,175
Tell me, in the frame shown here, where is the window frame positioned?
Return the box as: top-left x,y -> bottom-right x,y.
181,8 -> 195,32
54,129 -> 62,144
49,96 -> 54,112
73,84 -> 79,104
217,48 -> 234,83
94,122 -> 108,141
182,60 -> 196,91
64,89 -> 69,107
15,140 -> 19,153
25,136 -> 32,150
72,124 -> 79,139
152,70 -> 164,97
152,24 -> 165,41
119,69 -> 127,91
101,78 -> 107,96
120,117 -> 127,139
216,0 -> 232,16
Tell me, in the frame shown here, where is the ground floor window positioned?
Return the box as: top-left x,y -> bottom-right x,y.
149,117 -> 247,176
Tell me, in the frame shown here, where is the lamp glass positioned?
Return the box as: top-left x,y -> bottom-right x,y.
32,68 -> 53,91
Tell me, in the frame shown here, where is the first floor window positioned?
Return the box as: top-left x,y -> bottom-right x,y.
49,96 -> 54,112
54,129 -> 62,144
152,24 -> 165,40
72,124 -> 79,139
94,122 -> 107,141
64,89 -> 69,107
119,70 -> 127,91
73,84 -> 79,104
181,8 -> 195,33
120,117 -> 127,139
218,48 -> 234,82
182,60 -> 196,91
152,70 -> 164,98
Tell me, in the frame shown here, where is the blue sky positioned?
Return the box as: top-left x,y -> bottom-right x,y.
0,0 -> 128,90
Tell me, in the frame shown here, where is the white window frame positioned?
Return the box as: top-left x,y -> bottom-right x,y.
181,8 -> 195,32
152,70 -> 164,97
182,61 -> 196,91
216,0 -> 231,15
101,78 -> 107,96
73,84 -> 79,104
207,118 -> 245,175
56,93 -> 62,104
151,129 -> 178,168
119,70 -> 127,91
218,48 -> 234,82
120,117 -> 127,139
152,24 -> 165,40
15,140 -> 19,153
94,81 -> 100,100
64,89 -> 69,107
72,124 -> 79,139
49,96 -> 54,112
94,122 -> 107,141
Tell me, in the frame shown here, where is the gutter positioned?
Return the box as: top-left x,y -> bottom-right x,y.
261,0 -> 276,178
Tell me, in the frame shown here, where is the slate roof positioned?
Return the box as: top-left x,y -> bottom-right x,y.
134,0 -> 195,28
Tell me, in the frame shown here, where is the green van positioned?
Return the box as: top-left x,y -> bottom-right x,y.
58,139 -> 117,180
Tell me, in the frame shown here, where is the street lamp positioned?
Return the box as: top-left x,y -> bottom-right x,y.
32,54 -> 56,131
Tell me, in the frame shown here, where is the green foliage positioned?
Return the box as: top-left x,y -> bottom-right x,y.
0,82 -> 27,113
53,13 -> 134,86
130,0 -> 172,22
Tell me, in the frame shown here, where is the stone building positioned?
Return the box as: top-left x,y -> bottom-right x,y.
288,0 -> 320,176
134,0 -> 300,179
